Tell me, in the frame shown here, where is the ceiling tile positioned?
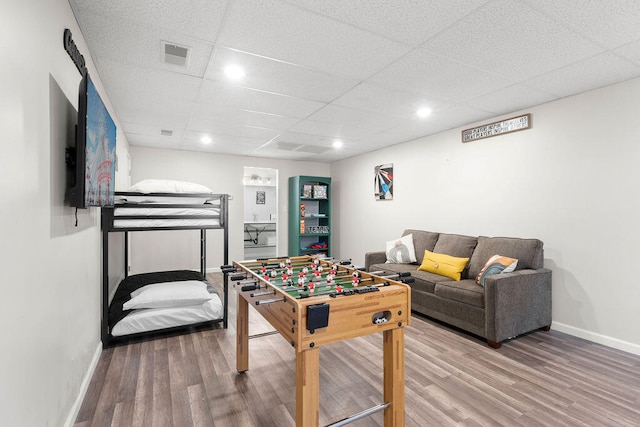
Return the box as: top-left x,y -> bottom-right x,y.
368,48 -> 512,101
422,0 -> 606,82
333,82 -> 452,119
215,0 -> 411,79
303,104 -> 406,135
197,79 -> 326,118
99,63 -> 202,107
523,52 -> 640,98
464,84 -> 557,115
187,121 -> 281,141
121,122 -> 185,140
524,0 -> 640,49
71,0 -> 230,43
614,40 -> 640,66
204,47 -> 359,102
288,119 -> 374,141
72,5 -> 213,78
289,0 -> 490,45
189,103 -> 300,130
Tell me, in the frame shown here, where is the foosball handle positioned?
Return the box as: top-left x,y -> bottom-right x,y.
230,274 -> 246,281
220,265 -> 235,273
402,278 -> 415,284
397,272 -> 411,277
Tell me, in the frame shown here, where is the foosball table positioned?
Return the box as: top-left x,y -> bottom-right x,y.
223,255 -> 412,427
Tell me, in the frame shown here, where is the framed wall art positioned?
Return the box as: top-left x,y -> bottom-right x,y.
374,164 -> 393,200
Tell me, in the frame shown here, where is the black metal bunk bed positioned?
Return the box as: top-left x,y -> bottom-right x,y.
101,191 -> 229,347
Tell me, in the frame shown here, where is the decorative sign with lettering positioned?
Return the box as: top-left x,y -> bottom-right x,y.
63,29 -> 87,77
462,114 -> 531,143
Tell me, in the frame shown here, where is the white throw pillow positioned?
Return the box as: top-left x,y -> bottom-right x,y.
124,280 -> 212,310
385,234 -> 417,264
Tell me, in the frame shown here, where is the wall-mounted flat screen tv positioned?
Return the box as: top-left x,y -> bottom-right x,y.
67,74 -> 117,208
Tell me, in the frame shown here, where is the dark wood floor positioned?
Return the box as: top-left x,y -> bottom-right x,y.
75,274 -> 640,426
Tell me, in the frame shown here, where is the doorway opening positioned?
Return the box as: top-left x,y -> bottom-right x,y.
243,167 -> 278,260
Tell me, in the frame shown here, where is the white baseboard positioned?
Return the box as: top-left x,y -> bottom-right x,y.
552,321 -> 640,356
64,341 -> 102,427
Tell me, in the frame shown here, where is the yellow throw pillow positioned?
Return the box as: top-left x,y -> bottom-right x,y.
418,250 -> 469,281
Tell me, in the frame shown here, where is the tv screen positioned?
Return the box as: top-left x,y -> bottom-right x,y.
67,74 -> 117,208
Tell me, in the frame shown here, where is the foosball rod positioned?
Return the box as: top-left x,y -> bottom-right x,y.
242,256 -> 351,270
368,271 -> 412,279
241,256 -> 331,268
295,281 -> 392,298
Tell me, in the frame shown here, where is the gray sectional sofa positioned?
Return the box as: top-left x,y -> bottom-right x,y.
365,229 -> 552,348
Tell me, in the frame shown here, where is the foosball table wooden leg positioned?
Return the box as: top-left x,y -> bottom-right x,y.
383,327 -> 405,426
296,347 -> 320,427
236,293 -> 249,373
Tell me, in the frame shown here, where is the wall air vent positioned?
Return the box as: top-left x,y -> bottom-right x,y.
160,129 -> 173,136
162,42 -> 190,67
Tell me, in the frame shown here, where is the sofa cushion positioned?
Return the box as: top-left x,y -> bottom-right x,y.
433,233 -> 478,258
418,250 -> 469,281
402,229 -> 439,265
468,236 -> 544,279
434,279 -> 485,308
385,234 -> 416,263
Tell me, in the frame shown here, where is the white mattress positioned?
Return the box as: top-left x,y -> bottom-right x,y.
114,206 -> 220,216
111,294 -> 223,336
112,218 -> 221,228
112,206 -> 221,228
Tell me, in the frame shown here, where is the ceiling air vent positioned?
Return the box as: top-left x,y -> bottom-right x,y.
160,129 -> 173,136
162,42 -> 190,67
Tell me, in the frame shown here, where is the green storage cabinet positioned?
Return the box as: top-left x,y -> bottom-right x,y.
288,176 -> 331,257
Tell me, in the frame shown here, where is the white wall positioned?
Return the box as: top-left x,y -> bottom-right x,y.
331,77 -> 640,355
0,0 -> 130,425
126,146 -> 330,273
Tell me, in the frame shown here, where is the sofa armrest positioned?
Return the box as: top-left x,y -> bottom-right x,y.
364,251 -> 386,271
484,268 -> 552,344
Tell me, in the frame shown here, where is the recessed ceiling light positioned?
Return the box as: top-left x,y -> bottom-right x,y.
416,107 -> 432,119
332,139 -> 344,148
201,135 -> 212,144
224,64 -> 245,80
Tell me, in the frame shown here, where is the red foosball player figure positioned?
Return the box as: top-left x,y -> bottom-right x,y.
261,265 -> 267,275
281,272 -> 289,284
336,284 -> 343,293
313,269 -> 322,280
308,282 -> 315,294
352,271 -> 360,287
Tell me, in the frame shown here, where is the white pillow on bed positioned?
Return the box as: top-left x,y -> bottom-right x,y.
124,280 -> 212,310
128,179 -> 213,194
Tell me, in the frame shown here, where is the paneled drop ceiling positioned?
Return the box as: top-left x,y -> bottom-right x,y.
68,0 -> 640,162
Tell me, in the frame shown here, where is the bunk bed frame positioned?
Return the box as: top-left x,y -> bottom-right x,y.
101,191 -> 229,346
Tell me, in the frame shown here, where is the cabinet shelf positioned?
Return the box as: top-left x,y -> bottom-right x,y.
288,176 -> 331,257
